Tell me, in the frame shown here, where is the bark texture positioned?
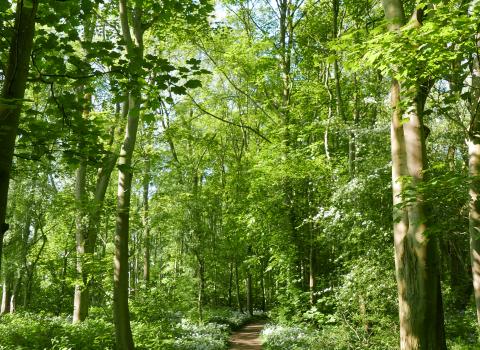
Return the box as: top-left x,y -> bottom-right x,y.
468,34 -> 480,325
382,0 -> 446,348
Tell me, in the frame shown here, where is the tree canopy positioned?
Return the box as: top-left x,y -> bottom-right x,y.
1,0 -> 480,349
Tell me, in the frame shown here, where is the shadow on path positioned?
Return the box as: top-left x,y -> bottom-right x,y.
229,321 -> 267,350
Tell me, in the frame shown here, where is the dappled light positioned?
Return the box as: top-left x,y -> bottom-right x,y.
1,0 -> 480,349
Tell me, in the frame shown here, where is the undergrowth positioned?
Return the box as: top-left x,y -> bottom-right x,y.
0,307 -> 254,350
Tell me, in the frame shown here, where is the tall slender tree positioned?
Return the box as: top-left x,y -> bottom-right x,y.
113,0 -> 146,347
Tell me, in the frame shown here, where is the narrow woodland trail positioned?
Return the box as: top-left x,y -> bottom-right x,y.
229,321 -> 267,350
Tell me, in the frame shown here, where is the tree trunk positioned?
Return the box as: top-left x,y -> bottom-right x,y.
73,9 -> 116,323
468,32 -> 480,325
0,272 -> 12,314
309,237 -> 315,305
10,277 -> 19,313
113,0 -> 144,347
246,271 -> 253,316
113,91 -> 138,350
73,90 -> 92,323
73,156 -> 89,323
324,64 -> 333,160
0,0 -> 39,273
143,157 -> 151,285
72,142 -> 119,321
56,247 -> 69,313
235,259 -> 243,312
19,206 -> 32,309
198,257 -> 205,321
382,1 -> 446,348
332,0 -> 344,122
469,139 -> 480,324
21,218 -> 46,311
260,261 -> 266,312
87,102 -> 123,250
349,74 -> 360,177
228,261 -> 233,307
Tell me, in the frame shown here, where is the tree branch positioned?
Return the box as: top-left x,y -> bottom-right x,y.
186,93 -> 271,143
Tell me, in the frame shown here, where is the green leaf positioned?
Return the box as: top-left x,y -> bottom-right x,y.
184,79 -> 202,89
186,58 -> 201,65
143,113 -> 156,125
171,86 -> 186,95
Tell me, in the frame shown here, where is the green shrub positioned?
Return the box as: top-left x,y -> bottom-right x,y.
0,312 -> 60,349
0,309 -> 238,350
0,313 -> 113,350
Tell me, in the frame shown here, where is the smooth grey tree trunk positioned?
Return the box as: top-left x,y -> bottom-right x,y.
143,157 -> 151,284
0,272 -> 13,314
113,1 -> 144,348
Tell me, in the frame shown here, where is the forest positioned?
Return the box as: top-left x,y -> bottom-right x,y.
1,0 -> 480,349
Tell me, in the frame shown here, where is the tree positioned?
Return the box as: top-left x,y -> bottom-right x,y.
381,0 -> 446,348
0,0 -> 39,273
112,0 -> 145,347
466,1 -> 480,326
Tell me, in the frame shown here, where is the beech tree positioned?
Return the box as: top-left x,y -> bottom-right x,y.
381,0 -> 446,348
1,1 -> 480,349
466,7 -> 480,326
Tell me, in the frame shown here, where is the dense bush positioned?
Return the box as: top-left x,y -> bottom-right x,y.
0,313 -> 114,350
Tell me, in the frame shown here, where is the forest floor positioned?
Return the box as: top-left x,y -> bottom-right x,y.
229,320 -> 266,349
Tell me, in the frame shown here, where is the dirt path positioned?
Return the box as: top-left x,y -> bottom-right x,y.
229,321 -> 266,350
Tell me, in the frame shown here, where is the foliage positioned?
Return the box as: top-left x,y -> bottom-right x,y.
0,313 -> 114,350
0,311 -> 234,350
1,0 -> 480,348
